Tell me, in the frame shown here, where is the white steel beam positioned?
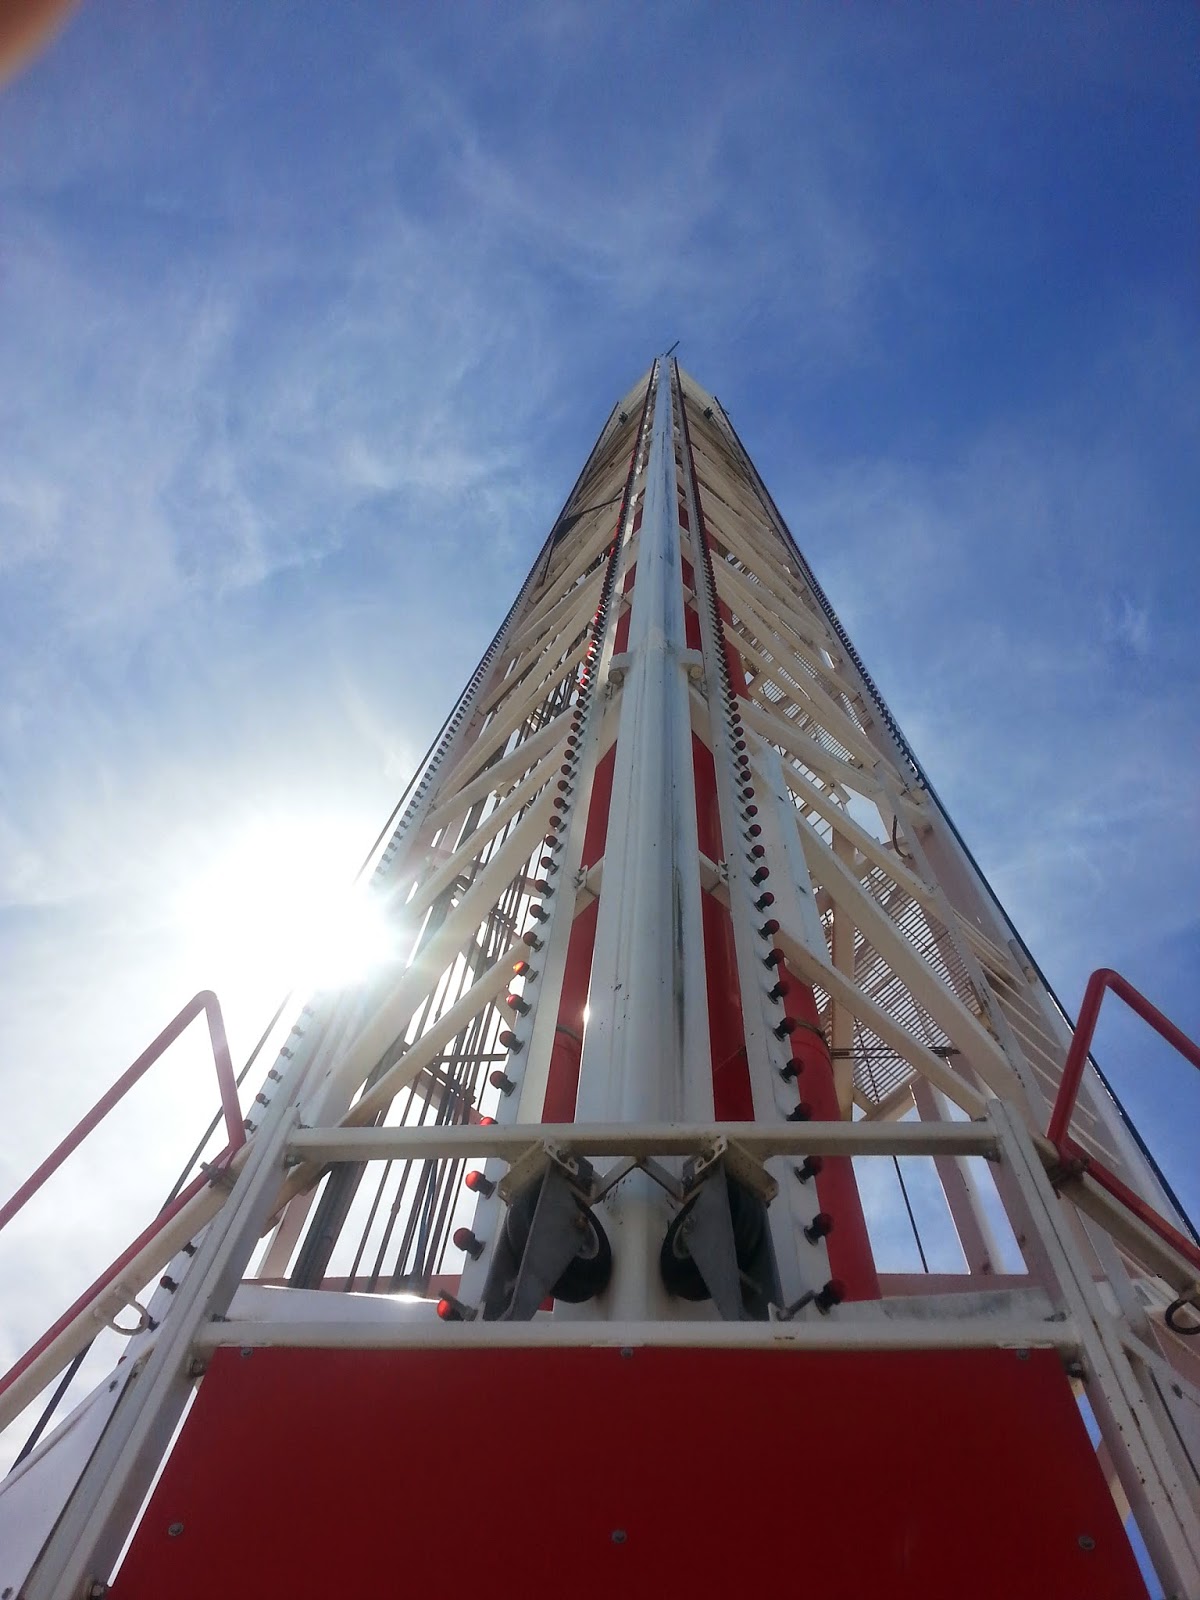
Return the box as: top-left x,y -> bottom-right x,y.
742,696 -> 893,807
478,574 -> 601,716
795,818 -> 1024,1101
305,793 -> 553,1126
287,1120 -> 1000,1163
423,706 -> 569,830
911,1076 -> 1004,1276
193,1314 -> 1078,1355
779,933 -> 989,1118
571,360 -> 713,1319
400,750 -> 557,924
452,637 -> 590,781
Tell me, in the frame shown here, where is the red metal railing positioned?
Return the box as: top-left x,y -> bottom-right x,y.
0,990 -> 244,1404
1047,967 -> 1200,1276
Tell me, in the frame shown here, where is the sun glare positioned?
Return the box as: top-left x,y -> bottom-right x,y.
176,816 -> 401,1016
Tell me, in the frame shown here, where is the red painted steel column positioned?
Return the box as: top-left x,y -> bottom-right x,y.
779,956 -> 880,1300
693,726 -> 754,1119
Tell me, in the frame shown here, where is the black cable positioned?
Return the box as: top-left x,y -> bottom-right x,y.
13,1344 -> 90,1466
893,1157 -> 930,1274
849,1021 -> 928,1273
549,489 -> 624,541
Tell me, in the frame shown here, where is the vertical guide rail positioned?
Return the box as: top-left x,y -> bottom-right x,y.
572,357 -> 714,1317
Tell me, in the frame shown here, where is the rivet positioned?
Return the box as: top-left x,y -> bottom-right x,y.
611,1529 -> 627,1545
168,1521 -> 185,1538
1077,1534 -> 1095,1551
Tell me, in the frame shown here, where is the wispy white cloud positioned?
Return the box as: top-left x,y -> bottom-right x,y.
1101,594 -> 1151,657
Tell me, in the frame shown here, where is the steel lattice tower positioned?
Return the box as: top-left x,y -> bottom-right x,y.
2,359 -> 1199,1597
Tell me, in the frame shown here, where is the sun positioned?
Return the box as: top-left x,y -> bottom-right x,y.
174,813 -> 402,1022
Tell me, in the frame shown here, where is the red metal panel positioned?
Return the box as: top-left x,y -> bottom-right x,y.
613,565 -> 634,652
112,1345 -> 1146,1599
702,889 -> 755,1120
691,731 -> 753,1119
779,955 -> 880,1301
581,744 -> 615,871
684,597 -> 702,650
692,731 -> 723,863
541,897 -> 598,1124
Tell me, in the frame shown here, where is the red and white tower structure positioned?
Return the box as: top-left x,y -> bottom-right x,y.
2,359 -> 1199,1597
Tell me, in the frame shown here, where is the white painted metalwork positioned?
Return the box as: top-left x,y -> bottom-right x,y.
2,357 -> 1197,1598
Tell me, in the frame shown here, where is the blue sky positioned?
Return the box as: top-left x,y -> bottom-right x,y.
0,0 -> 1197,1428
